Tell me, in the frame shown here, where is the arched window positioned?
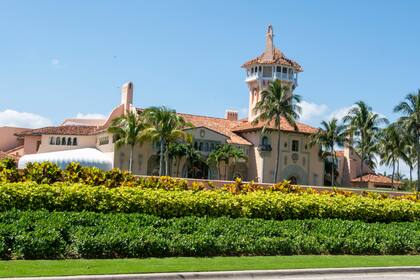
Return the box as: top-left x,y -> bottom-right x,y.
67,137 -> 72,146
49,137 -> 55,145
56,137 -> 61,145
61,137 -> 66,145
73,137 -> 78,146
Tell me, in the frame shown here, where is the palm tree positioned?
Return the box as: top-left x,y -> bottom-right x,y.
141,106 -> 192,176
308,118 -> 346,186
378,124 -> 408,189
207,144 -> 227,180
168,142 -> 189,177
229,146 -> 247,180
183,143 -> 203,178
343,101 -> 388,183
252,80 -> 301,183
394,90 -> 420,192
108,111 -> 144,172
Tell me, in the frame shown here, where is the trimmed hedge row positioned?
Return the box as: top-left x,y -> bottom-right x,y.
0,210 -> 419,259
0,182 -> 419,222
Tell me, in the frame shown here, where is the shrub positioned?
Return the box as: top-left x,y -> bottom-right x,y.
24,162 -> 62,184
0,158 -> 20,183
0,182 -> 419,222
0,210 -> 419,259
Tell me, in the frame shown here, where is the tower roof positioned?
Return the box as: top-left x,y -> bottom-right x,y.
242,25 -> 303,72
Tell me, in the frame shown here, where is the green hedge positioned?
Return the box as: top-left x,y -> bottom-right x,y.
0,182 -> 419,222
0,210 -> 419,259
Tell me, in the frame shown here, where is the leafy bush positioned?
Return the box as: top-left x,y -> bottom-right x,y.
0,182 -> 418,222
0,210 -> 419,259
0,158 -> 20,183
23,162 -> 62,184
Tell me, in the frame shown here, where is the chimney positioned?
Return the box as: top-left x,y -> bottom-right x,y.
121,81 -> 133,111
262,25 -> 274,61
225,110 -> 238,121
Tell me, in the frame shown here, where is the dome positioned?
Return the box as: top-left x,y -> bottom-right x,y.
18,148 -> 113,170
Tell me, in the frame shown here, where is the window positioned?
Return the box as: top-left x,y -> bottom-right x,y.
251,68 -> 254,74
292,140 -> 299,152
258,66 -> 262,72
61,137 -> 66,145
67,137 -> 72,146
49,137 -> 55,145
99,136 -> 109,146
56,137 -> 61,145
282,67 -> 288,73
73,137 -> 78,146
276,66 -> 281,72
262,66 -> 272,78
36,141 -> 41,152
261,136 -> 269,146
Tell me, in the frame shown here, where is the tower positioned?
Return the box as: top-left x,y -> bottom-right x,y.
242,25 -> 303,121
121,81 -> 134,112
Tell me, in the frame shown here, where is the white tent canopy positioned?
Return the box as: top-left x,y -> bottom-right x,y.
18,148 -> 113,171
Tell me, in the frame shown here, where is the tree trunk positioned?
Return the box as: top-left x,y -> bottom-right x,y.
360,150 -> 364,186
417,131 -> 420,193
331,145 -> 335,187
391,160 -> 395,190
217,162 -> 221,180
410,165 -> 413,190
224,161 -> 228,180
159,138 -> 164,176
129,145 -> 134,173
274,124 -> 281,183
231,159 -> 237,180
165,149 -> 170,176
176,157 -> 180,177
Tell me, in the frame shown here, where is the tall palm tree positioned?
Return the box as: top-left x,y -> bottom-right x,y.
308,118 -> 346,186
108,111 -> 144,172
229,146 -> 247,180
378,124 -> 408,189
207,144 -> 228,180
394,90 -> 420,192
168,142 -> 189,177
207,144 -> 247,180
141,106 -> 192,176
252,80 -> 301,183
343,101 -> 388,183
183,143 -> 203,178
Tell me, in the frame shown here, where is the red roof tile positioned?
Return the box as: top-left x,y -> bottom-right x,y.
231,119 -> 318,134
15,126 -> 99,136
242,48 -> 303,72
351,173 -> 402,185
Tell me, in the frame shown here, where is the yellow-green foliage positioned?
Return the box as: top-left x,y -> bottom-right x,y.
0,182 -> 418,222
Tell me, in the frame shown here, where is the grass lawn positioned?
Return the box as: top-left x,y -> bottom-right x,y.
0,256 -> 419,277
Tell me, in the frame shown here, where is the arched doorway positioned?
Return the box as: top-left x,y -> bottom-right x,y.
288,176 -> 298,184
147,155 -> 160,176
280,165 -> 308,185
182,161 -> 209,179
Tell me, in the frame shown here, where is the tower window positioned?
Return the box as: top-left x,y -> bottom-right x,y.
258,66 -> 262,72
73,137 -> 78,146
292,140 -> 299,152
276,66 -> 281,72
61,137 -> 66,145
262,66 -> 272,78
49,137 -> 55,145
282,67 -> 288,73
56,137 -> 61,145
67,137 -> 72,146
261,136 -> 269,146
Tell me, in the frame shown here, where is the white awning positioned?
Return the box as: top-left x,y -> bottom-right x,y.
18,148 -> 113,171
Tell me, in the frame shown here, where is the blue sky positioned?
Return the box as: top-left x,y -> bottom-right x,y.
0,1 -> 419,175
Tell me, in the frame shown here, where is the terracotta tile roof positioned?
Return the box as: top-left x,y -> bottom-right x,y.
351,173 -> 402,185
15,126 -> 99,136
335,150 -> 345,157
177,113 -> 252,146
242,48 -> 303,72
62,118 -> 105,126
136,108 -> 251,145
231,119 -> 318,135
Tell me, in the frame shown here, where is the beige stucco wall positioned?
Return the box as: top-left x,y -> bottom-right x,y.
37,135 -> 97,153
23,135 -> 42,155
0,127 -> 26,152
240,130 -> 324,185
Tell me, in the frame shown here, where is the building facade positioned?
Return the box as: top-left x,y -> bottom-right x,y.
6,26 -> 395,188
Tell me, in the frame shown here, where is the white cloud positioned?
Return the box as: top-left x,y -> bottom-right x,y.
327,105 -> 355,121
76,113 -> 106,119
299,101 -> 328,123
51,58 -> 60,66
0,109 -> 52,128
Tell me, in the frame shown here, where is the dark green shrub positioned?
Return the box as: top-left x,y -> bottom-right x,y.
0,210 -> 419,259
0,158 -> 21,183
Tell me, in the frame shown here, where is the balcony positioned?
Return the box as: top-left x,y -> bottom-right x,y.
258,144 -> 272,152
245,70 -> 298,85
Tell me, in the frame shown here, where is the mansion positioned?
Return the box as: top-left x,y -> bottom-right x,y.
0,26 -> 397,189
